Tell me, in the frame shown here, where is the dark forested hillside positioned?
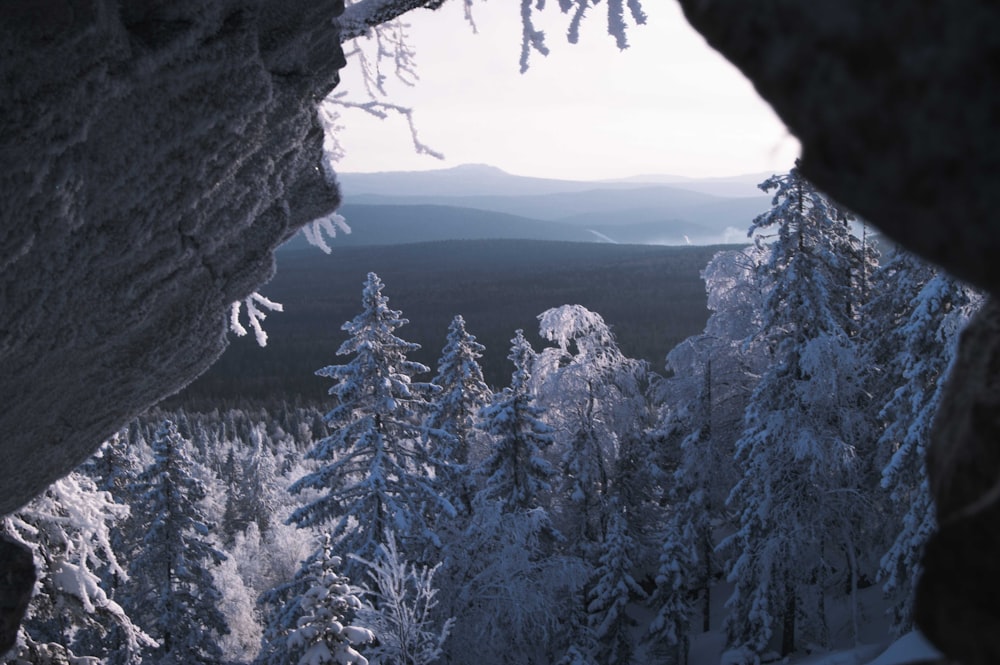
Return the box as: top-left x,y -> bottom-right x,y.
172,240 -> 734,406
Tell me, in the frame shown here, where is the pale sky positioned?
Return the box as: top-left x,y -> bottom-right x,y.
331,1 -> 800,181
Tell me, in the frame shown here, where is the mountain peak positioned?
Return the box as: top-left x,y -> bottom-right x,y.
447,163 -> 508,175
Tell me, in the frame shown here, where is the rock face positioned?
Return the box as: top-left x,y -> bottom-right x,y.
0,0 -> 346,518
918,300 -> 1000,665
0,536 -> 34,656
675,2 -> 1000,662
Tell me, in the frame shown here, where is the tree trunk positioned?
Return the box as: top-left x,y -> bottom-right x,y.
781,579 -> 796,656
702,534 -> 712,633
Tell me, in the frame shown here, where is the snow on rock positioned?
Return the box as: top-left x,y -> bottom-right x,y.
863,632 -> 941,665
0,0 -> 347,515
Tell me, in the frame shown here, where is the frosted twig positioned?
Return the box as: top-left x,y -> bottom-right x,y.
303,212 -> 352,254
229,292 -> 284,347
329,93 -> 446,159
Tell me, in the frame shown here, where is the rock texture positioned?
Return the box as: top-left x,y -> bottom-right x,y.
675,2 -> 1000,662
918,299 -> 1000,665
0,0 -> 346,518
0,536 -> 34,656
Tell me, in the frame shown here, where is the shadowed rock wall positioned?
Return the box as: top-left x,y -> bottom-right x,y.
0,0 -> 346,518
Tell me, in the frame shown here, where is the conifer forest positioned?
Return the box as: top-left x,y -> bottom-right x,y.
2,167 -> 977,665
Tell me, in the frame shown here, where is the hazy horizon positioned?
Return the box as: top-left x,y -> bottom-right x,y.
330,2 -> 801,181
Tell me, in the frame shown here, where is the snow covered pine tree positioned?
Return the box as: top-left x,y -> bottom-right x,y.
121,420 -> 229,664
720,164 -> 875,660
286,272 -> 453,572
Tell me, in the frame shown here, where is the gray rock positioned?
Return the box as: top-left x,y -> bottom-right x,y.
0,536 -> 34,655
0,0 -> 346,516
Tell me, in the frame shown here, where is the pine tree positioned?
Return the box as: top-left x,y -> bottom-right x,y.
585,504 -> 646,665
646,516 -> 696,665
285,536 -> 374,665
1,472 -> 153,664
872,251 -> 981,633
476,329 -> 555,513
426,314 -> 492,516
720,165 -> 872,658
122,419 -> 229,664
287,272 -> 452,573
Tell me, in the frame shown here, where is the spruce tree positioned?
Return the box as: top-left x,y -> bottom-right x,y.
476,329 -> 555,513
122,419 -> 229,664
872,252 -> 981,633
646,515 -> 696,665
720,165 -> 872,659
285,536 -> 373,665
426,314 -> 492,516
585,503 -> 646,665
440,331 -> 579,665
287,272 -> 449,570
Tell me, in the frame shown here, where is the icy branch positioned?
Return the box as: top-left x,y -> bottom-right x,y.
339,0 -> 450,43
229,292 -> 284,347
519,0 -> 551,73
304,212 -> 352,254
328,92 -> 445,159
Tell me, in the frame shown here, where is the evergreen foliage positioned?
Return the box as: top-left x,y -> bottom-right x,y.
646,515 -> 696,665
871,251 -> 982,633
12,190 -> 980,665
122,420 -> 229,664
476,330 -> 555,513
585,504 -> 646,665
287,272 -> 452,573
426,314 -> 492,516
721,165 -> 872,657
285,536 -> 373,665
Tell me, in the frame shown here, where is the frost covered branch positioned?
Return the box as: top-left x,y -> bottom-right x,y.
229,293 -> 284,347
520,0 -> 649,72
329,93 -> 446,159
339,0 -> 450,43
303,211 -> 352,254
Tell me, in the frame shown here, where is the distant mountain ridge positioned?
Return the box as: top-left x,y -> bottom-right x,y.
278,204 -> 594,249
313,164 -> 771,248
337,163 -> 772,199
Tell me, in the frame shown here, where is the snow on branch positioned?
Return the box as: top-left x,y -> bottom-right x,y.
328,93 -> 445,159
339,0 -> 450,43
321,0 -> 448,183
519,0 -> 649,72
229,292 -> 284,347
304,211 -> 352,254
520,0 -> 551,74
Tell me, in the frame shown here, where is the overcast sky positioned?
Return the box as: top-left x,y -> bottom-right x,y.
331,1 -> 800,181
